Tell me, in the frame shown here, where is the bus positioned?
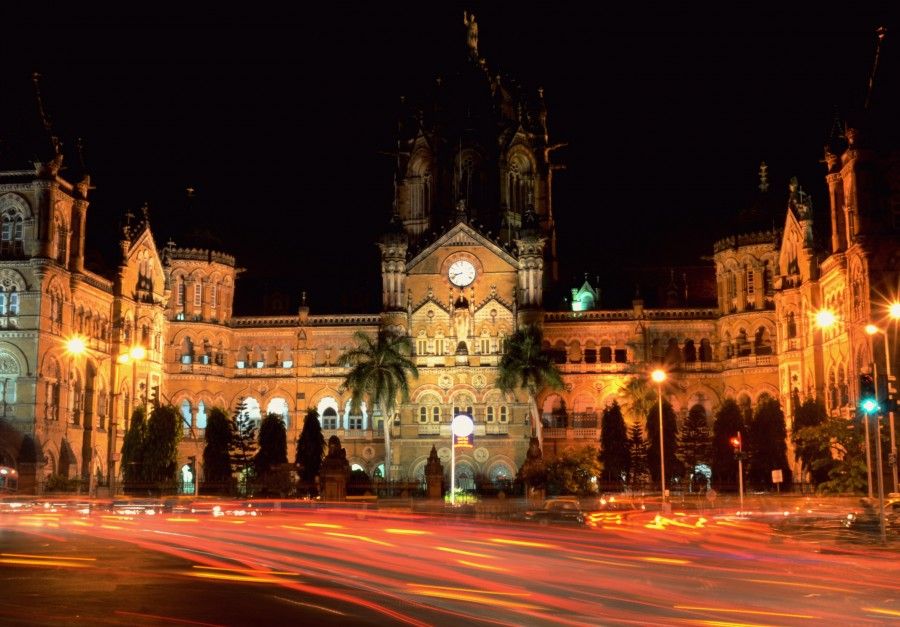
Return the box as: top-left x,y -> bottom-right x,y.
0,466 -> 18,493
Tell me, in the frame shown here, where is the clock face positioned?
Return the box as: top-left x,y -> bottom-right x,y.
448,259 -> 476,287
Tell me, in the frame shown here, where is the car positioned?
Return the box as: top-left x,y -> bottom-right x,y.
522,497 -> 586,526
843,497 -> 900,536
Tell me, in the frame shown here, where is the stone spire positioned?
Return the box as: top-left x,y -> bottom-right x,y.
758,161 -> 769,192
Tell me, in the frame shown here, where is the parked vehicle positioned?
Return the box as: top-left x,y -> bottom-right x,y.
522,497 -> 585,526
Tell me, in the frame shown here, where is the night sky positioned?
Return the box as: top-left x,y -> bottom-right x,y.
3,3 -> 896,314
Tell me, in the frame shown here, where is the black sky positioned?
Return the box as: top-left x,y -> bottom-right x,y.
3,2 -> 896,313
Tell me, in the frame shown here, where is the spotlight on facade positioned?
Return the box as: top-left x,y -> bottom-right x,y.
865,324 -> 879,336
65,336 -> 86,355
815,309 -> 836,329
130,345 -> 147,361
890,302 -> 900,320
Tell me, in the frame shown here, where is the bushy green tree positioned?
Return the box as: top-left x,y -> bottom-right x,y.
627,422 -> 649,489
791,396 -> 830,485
143,404 -> 182,488
254,413 -> 288,493
747,395 -> 792,489
645,399 -> 680,489
203,406 -> 233,490
545,446 -> 602,496
340,328 -> 419,480
296,408 -> 325,496
254,413 -> 288,476
599,401 -> 630,487
121,406 -> 147,492
230,399 -> 258,492
680,404 -> 711,488
794,414 -> 866,494
497,324 -> 563,454
711,399 -> 744,489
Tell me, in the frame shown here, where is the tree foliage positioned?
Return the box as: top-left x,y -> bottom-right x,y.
254,413 -> 288,479
619,377 -> 656,425
296,408 -> 326,496
791,395 -> 830,485
143,404 -> 182,487
711,399 -> 745,488
230,399 -> 258,490
203,406 -> 234,487
121,406 -> 147,492
627,421 -> 650,490
747,395 -> 792,489
339,328 -> 418,480
497,324 -> 563,452
793,414 -> 866,494
545,446 -> 602,496
645,399 -> 680,488
680,404 -> 711,484
599,401 -> 630,486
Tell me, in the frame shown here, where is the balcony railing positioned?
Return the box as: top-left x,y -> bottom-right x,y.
541,412 -> 598,429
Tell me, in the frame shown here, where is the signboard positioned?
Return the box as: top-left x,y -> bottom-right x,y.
771,469 -> 783,484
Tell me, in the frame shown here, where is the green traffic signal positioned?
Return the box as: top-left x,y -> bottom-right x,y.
861,398 -> 878,413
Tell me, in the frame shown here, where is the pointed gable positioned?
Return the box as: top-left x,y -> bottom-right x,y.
122,226 -> 167,304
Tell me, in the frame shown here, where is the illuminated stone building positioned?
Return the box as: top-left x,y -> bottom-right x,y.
0,18 -> 897,493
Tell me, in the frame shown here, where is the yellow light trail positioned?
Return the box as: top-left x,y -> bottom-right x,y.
304,522 -> 344,529
2,552 -> 96,561
410,589 -> 540,610
674,605 -> 815,619
408,584 -> 528,597
324,532 -> 394,547
0,557 -> 90,568
738,578 -> 847,594
640,556 -> 691,565
193,565 -> 301,577
489,538 -> 555,549
572,556 -> 639,568
456,559 -> 508,572
863,607 -> 900,618
384,528 -> 431,535
435,546 -> 493,558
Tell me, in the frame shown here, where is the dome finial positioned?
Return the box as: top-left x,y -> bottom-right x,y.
463,11 -> 479,59
758,161 -> 769,192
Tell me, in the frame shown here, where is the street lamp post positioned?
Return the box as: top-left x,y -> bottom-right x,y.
116,345 -> 147,495
730,432 -> 744,511
868,305 -> 899,494
651,369 -> 668,512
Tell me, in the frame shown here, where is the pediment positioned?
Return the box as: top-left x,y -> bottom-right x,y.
407,221 -> 518,272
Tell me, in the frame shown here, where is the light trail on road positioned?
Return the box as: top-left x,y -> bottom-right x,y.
1,505 -> 898,625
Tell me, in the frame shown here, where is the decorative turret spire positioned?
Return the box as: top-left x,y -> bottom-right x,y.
758,161 -> 769,192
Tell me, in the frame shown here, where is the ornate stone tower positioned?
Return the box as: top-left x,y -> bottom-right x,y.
515,206 -> 545,327
392,12 -> 558,281
378,214 -> 409,334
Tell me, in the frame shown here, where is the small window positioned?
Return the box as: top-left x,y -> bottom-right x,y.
584,348 -> 597,363
0,291 -> 6,316
210,284 -> 217,308
486,406 -> 495,423
176,279 -> 184,307
236,360 -> 245,369
348,415 -> 363,430
480,339 -> 490,354
282,360 -> 293,368
175,312 -> 185,321
193,282 -> 202,307
181,355 -> 192,364
416,339 -> 427,355
419,407 -> 428,423
255,360 -> 264,369
614,349 -> 627,363
600,347 -> 612,363
499,406 -> 508,422
432,406 -> 441,423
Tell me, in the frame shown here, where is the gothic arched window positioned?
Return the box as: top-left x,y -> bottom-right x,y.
0,208 -> 24,257
507,151 -> 534,215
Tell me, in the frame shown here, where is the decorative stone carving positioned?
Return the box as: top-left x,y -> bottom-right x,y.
473,447 -> 489,463
438,374 -> 453,389
472,373 -> 486,389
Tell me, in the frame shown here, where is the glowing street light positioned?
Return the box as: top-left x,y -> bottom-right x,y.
815,309 -> 836,329
650,368 -> 669,511
890,302 -> 900,320
65,335 -> 87,356
450,413 -> 474,506
865,320 -> 898,496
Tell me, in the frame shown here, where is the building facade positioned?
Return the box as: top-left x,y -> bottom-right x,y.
0,17 -> 897,493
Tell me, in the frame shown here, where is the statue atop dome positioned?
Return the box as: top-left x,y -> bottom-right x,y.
464,11 -> 479,59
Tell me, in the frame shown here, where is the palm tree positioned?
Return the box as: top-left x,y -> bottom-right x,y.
497,324 -> 563,453
618,376 -> 656,426
339,328 -> 418,481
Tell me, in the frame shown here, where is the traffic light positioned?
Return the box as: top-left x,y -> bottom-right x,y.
859,373 -> 877,413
